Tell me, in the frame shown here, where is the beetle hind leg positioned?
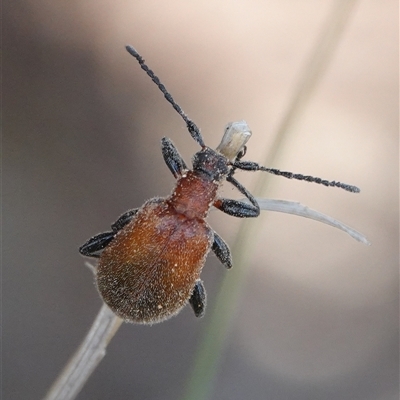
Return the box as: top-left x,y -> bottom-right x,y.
79,231 -> 116,258
189,280 -> 207,318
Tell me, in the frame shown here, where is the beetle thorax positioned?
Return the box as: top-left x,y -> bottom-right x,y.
168,169 -> 220,220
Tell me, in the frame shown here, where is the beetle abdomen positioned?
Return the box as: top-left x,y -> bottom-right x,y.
96,198 -> 213,324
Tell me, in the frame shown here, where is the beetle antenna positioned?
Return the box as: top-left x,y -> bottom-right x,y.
234,161 -> 360,193
264,168 -> 360,192
126,45 -> 205,148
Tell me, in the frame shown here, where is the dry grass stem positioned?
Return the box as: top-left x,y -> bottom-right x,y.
44,303 -> 122,400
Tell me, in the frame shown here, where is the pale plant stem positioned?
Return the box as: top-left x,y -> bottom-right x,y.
181,1 -> 359,400
44,303 -> 122,400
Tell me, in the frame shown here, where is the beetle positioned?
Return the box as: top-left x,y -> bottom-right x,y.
79,45 -> 360,324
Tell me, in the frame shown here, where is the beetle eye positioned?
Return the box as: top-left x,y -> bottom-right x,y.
236,146 -> 247,160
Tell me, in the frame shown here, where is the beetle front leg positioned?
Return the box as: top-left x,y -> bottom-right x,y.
214,171 -> 260,218
214,198 -> 260,218
161,137 -> 188,179
189,280 -> 207,318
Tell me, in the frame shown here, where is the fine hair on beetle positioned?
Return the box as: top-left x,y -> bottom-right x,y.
79,45 -> 360,325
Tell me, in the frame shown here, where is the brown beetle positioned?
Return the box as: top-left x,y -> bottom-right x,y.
79,46 -> 359,324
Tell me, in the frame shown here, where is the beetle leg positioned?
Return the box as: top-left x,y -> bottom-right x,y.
111,208 -> 139,231
212,231 -> 233,269
214,198 -> 259,218
80,208 -> 139,258
214,171 -> 260,218
189,280 -> 207,318
79,231 -> 116,258
161,137 -> 188,179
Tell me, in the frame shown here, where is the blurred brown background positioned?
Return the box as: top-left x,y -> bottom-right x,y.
4,1 -> 398,399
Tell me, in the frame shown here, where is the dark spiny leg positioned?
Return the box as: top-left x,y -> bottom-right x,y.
214,169 -> 260,218
189,280 -> 207,318
79,231 -> 116,258
234,160 -> 360,193
212,231 -> 233,269
111,208 -> 139,231
161,137 -> 188,178
81,209 -> 139,257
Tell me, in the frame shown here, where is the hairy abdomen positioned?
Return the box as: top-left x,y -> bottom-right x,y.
96,198 -> 213,324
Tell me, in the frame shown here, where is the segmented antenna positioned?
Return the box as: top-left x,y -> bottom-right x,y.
234,161 -> 360,193
126,45 -> 205,148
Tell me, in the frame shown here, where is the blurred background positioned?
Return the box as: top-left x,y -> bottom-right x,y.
4,1 -> 398,399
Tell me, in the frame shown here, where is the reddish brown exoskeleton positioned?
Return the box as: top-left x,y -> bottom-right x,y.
79,46 -> 360,324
